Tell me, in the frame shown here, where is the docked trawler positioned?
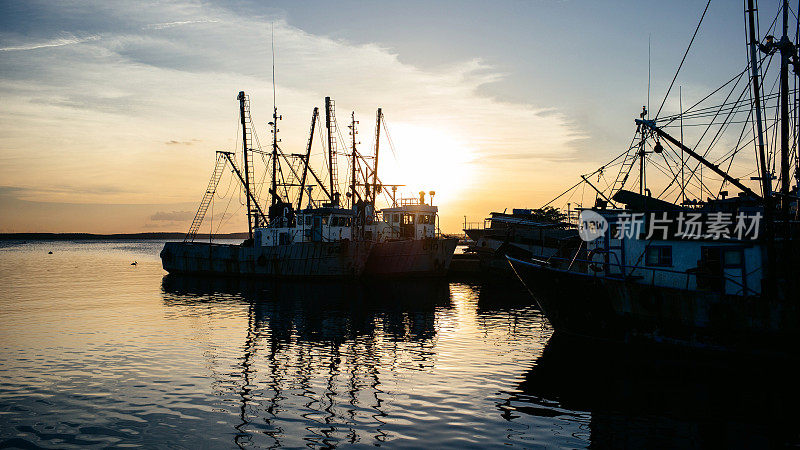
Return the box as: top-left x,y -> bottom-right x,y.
509,1 -> 800,355
343,108 -> 457,277
161,92 -> 371,278
365,190 -> 457,276
161,93 -> 456,278
464,208 -> 577,275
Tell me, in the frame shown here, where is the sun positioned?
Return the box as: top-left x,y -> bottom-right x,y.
375,123 -> 475,208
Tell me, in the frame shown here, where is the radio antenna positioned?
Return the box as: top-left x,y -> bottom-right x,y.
269,22 -> 281,206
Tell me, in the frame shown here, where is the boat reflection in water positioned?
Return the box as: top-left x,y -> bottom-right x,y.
160,274 -> 800,448
507,335 -> 800,448
161,275 -> 452,448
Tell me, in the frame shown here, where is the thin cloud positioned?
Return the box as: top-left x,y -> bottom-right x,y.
143,19 -> 219,30
0,34 -> 100,52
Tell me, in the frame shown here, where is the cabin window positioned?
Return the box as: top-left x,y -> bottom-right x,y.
645,246 -> 672,267
331,217 -> 339,227
279,232 -> 290,245
723,249 -> 743,268
305,216 -> 312,226
393,214 -> 399,223
383,213 -> 390,222
402,214 -> 415,225
322,216 -> 329,225
346,217 -> 352,227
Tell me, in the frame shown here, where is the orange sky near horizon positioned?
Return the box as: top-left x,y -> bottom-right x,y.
0,1 -> 761,234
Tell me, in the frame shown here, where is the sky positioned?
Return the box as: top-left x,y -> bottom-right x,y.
0,0 -> 772,233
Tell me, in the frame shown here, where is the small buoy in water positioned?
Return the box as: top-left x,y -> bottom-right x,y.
48,251 -> 53,254
131,261 -> 138,266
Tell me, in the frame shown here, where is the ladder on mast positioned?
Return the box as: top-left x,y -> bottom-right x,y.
239,92 -> 259,229
325,97 -> 340,202
609,142 -> 639,197
185,153 -> 228,242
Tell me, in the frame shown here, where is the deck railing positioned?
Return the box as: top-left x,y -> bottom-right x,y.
529,253 -> 760,297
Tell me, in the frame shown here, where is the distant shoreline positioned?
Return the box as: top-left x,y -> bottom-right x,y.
0,232 -> 248,241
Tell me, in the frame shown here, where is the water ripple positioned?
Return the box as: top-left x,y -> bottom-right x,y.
2,241 -> 799,447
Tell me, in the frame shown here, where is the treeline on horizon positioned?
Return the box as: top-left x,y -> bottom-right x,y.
0,232 -> 250,241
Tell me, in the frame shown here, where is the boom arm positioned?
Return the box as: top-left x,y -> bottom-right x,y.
636,119 -> 761,199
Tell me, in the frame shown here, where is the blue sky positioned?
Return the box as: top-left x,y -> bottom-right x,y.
0,1 -> 777,232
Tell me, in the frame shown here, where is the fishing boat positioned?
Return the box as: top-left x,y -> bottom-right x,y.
365,190 -> 457,277
161,92 -> 456,278
508,0 -> 800,355
346,108 -> 457,277
464,208 -> 578,275
161,92 -> 371,278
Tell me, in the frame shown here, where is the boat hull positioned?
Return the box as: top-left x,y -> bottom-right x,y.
160,240 -> 371,279
364,238 -> 458,277
507,256 -> 800,355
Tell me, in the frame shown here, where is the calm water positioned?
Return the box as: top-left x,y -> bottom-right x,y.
1,240 -> 798,448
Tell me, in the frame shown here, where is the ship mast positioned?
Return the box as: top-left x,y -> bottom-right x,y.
237,91 -> 254,239
779,0 -> 792,217
371,108 -> 382,206
270,31 -> 281,208
324,96 -> 338,206
297,107 -> 318,210
748,0 -> 772,202
270,107 -> 281,207
349,111 -> 359,207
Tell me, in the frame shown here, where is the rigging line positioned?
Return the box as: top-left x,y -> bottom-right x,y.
664,119 -> 763,127
717,107 -> 784,165
658,84 -> 789,116
216,202 -> 243,232
657,67 -> 750,198
658,93 -> 785,121
654,0 -> 711,119
769,75 -> 781,173
700,80 -> 751,161
216,167 -> 236,199
542,148 -> 630,208
658,139 -> 715,200
714,106 -> 754,164
379,116 -> 399,160
316,112 -> 330,191
655,63 -> 766,126
719,109 -> 756,196
214,180 -> 237,234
